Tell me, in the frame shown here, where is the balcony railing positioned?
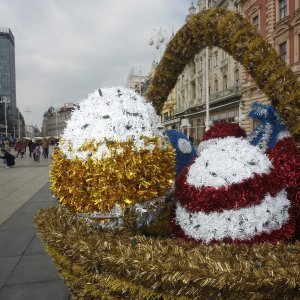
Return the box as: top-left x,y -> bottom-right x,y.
210,86 -> 241,102
174,107 -> 185,114
173,86 -> 241,115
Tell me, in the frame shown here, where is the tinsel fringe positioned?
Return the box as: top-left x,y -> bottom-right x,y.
36,206 -> 300,299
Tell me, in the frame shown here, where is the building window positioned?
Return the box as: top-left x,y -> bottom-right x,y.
200,85 -> 203,99
191,81 -> 196,100
223,75 -> 228,91
222,50 -> 226,59
213,51 -> 218,67
234,69 -> 240,87
209,86 -> 211,95
199,58 -> 203,71
252,15 -> 259,30
190,61 -> 196,76
279,0 -> 287,20
214,78 -> 218,93
279,41 -> 287,62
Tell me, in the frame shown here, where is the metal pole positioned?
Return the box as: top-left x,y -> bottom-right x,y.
4,100 -> 7,137
55,111 -> 58,137
205,0 -> 210,131
18,111 -> 21,138
139,65 -> 142,95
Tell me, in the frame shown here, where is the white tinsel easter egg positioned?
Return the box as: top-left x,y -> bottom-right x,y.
50,87 -> 175,213
60,87 -> 165,160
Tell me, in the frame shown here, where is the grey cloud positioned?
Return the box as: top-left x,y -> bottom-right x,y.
0,0 -> 190,127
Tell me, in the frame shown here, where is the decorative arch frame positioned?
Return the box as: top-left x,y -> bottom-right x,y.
146,7 -> 300,143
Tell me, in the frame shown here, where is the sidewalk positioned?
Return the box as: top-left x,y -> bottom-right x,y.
0,147 -> 70,300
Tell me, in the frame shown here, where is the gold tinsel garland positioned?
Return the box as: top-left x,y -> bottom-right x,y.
50,137 -> 175,213
145,7 -> 300,145
35,206 -> 300,299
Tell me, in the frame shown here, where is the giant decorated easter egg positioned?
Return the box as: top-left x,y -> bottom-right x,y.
50,87 -> 175,214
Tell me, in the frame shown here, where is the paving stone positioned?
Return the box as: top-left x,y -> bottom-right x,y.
0,202 -> 25,215
0,280 -> 69,300
5,254 -> 61,285
0,213 -> 35,232
0,256 -> 21,288
23,235 -> 46,256
18,201 -> 56,214
27,194 -> 55,203
0,169 -> 70,298
36,183 -> 51,194
0,215 -> 9,226
0,231 -> 34,257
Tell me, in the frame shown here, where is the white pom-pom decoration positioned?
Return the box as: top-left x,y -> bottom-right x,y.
59,87 -> 164,160
178,138 -> 192,154
187,137 -> 272,188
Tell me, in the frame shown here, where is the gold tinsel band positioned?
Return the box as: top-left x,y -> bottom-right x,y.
50,137 -> 175,213
145,7 -> 300,145
35,206 -> 300,299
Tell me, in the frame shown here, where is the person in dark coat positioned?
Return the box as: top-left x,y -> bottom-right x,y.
0,149 -> 15,168
28,140 -> 34,157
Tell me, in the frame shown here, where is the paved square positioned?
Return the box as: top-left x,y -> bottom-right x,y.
0,147 -> 70,299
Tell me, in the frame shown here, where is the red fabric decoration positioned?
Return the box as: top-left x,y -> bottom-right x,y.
202,122 -> 246,141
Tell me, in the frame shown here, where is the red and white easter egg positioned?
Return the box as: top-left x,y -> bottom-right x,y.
171,132 -> 299,244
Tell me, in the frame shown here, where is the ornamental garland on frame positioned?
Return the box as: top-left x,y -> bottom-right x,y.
146,7 -> 300,145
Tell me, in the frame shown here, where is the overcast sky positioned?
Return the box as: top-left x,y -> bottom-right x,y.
0,0 -> 192,128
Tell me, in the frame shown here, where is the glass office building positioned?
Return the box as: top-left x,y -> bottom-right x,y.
0,27 -> 16,137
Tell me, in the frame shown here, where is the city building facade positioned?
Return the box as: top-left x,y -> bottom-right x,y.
25,124 -> 40,138
240,0 -> 300,132
16,108 -> 26,138
127,68 -> 149,94
140,61 -> 178,130
171,0 -> 243,144
42,103 -> 77,137
156,0 -> 299,142
0,27 -> 17,137
160,87 -> 178,130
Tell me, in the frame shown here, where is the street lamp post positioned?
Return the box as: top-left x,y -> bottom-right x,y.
25,107 -> 32,138
54,109 -> 59,137
149,27 -> 169,60
18,110 -> 21,138
0,96 -> 11,137
204,0 -> 210,131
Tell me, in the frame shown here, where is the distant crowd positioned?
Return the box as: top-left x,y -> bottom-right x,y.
0,137 -> 58,168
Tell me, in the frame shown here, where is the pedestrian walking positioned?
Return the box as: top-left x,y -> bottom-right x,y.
42,138 -> 49,159
28,140 -> 34,157
4,139 -> 11,152
33,145 -> 41,162
15,140 -> 24,158
22,139 -> 27,154
0,148 -> 15,168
